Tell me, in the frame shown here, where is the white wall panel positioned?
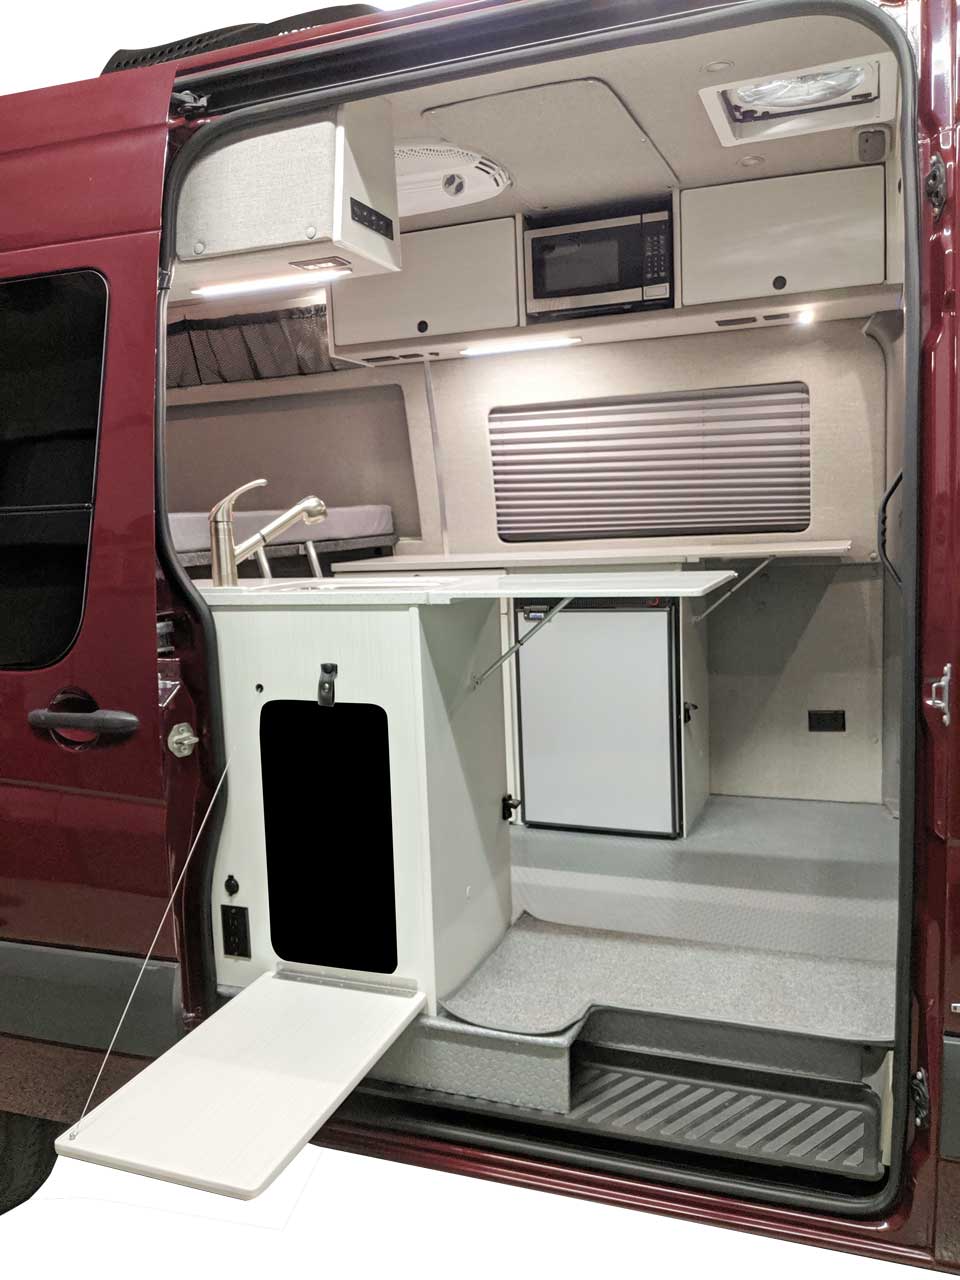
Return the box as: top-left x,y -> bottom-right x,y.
428,320 -> 885,562
708,563 -> 883,802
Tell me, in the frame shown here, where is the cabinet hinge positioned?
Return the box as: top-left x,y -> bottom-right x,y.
926,154 -> 947,220
911,1069 -> 930,1129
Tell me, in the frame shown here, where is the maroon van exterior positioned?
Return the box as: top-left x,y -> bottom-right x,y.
0,0 -> 957,1266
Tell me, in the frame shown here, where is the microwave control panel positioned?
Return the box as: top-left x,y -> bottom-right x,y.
640,210 -> 672,301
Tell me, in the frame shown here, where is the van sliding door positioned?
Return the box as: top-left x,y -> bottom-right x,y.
0,72 -> 177,992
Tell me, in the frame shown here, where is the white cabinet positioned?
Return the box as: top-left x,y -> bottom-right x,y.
680,166 -> 886,306
331,217 -> 519,349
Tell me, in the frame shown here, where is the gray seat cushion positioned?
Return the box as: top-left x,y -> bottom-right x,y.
169,505 -> 394,554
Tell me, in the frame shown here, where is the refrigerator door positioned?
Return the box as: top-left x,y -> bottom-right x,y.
517,605 -> 679,835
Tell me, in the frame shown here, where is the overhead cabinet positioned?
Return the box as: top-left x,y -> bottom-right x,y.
680,166 -> 886,306
331,217 -> 519,349
173,100 -> 401,301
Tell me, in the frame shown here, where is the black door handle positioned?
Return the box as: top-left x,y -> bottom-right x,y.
28,708 -> 140,737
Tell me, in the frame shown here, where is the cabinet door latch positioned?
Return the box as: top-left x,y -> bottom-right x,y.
925,663 -> 952,727
502,794 -> 522,821
318,663 -> 338,707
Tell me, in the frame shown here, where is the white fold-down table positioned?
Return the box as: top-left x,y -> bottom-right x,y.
197,568 -> 735,608
58,567 -> 733,1200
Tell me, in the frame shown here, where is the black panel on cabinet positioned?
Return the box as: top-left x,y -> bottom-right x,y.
260,699 -> 398,973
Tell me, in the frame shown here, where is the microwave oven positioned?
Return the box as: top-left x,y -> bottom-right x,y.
524,210 -> 672,317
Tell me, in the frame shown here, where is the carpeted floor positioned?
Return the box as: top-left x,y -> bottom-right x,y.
511,795 -> 899,964
444,913 -> 896,1043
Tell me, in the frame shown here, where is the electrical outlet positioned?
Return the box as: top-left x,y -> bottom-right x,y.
808,710 -> 846,732
221,904 -> 251,958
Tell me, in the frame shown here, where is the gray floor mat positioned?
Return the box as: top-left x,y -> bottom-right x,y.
511,797 -> 899,965
444,914 -> 896,1043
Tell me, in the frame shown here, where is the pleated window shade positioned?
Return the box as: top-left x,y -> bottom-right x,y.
489,383 -> 811,542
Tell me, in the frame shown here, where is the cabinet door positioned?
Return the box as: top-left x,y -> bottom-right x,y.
680,166 -> 886,305
517,607 -> 679,836
331,217 -> 518,346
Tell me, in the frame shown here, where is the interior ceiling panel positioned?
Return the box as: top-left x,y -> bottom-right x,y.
388,15 -> 891,231
420,79 -> 676,218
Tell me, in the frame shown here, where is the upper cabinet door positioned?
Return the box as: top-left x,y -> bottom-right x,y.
0,67 -> 178,956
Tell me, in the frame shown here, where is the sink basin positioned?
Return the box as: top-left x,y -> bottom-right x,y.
211,576 -> 451,593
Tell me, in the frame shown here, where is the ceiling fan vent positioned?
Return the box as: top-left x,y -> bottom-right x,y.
395,141 -> 512,217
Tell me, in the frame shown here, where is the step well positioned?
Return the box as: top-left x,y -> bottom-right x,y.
568,1049 -> 883,1181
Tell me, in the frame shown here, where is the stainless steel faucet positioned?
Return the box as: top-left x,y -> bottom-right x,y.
208,478 -> 327,587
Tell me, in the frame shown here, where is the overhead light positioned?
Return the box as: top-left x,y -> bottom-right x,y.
290,256 -> 353,273
702,59 -> 734,73
795,310 -> 816,326
739,154 -> 766,168
191,267 -> 352,298
728,65 -> 871,118
460,336 -> 583,358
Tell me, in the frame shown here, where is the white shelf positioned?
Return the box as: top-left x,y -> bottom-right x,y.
333,541 -> 854,575
199,569 -> 736,609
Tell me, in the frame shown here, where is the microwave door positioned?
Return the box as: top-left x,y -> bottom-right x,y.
525,218 -> 647,315
524,213 -> 670,315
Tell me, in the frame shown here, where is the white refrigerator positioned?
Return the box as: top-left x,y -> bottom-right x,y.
516,601 -> 681,836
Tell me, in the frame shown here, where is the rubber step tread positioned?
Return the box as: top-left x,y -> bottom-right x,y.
569,1058 -> 882,1179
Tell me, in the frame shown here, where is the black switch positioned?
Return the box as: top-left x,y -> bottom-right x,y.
221,904 -> 251,958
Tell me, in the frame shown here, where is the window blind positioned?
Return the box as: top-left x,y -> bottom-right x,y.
489,383 -> 810,541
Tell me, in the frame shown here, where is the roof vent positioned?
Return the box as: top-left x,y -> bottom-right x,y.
395,141 -> 512,217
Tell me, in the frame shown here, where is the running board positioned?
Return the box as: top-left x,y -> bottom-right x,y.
568,1052 -> 884,1180
55,971 -> 425,1198
361,1048 -> 885,1182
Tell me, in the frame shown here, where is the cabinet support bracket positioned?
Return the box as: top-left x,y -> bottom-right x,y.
693,557 -> 773,624
472,597 -> 573,690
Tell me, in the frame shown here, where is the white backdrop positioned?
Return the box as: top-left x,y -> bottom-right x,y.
0,4 -> 924,1275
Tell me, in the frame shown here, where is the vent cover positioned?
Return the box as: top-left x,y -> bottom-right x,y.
489,384 -> 811,542
395,141 -> 512,217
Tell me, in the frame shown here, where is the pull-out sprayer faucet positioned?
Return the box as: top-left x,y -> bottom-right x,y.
208,479 -> 327,586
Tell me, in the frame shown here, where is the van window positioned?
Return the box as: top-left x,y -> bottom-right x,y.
0,271 -> 107,667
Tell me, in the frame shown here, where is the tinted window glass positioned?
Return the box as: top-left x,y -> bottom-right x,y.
0,271 -> 107,667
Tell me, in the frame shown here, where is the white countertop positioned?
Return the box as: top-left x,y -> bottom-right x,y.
198,569 -> 736,608
330,541 -> 854,575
